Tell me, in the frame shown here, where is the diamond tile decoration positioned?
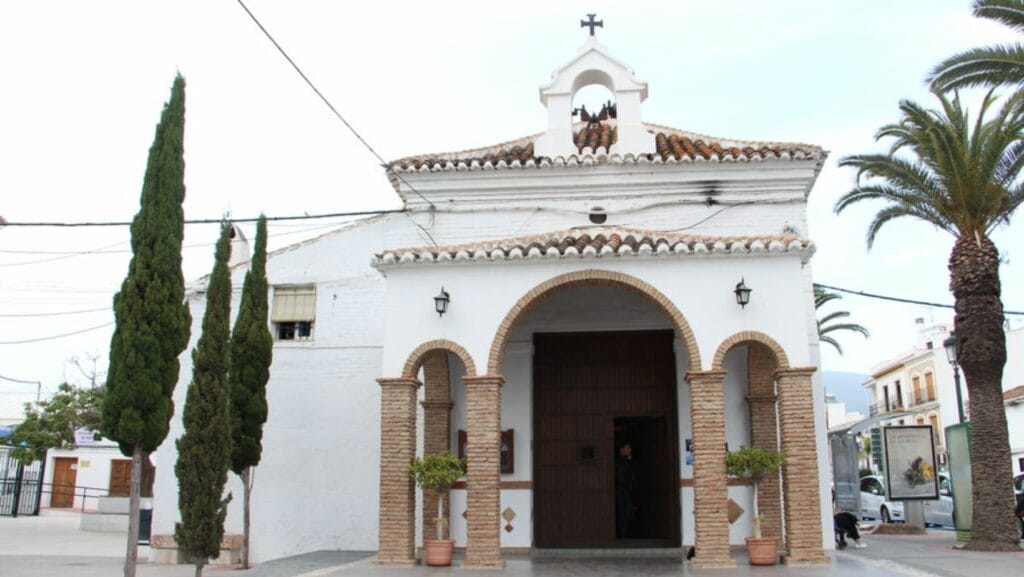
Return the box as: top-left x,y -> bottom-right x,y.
462,509 -> 467,519
505,523 -> 514,533
727,498 -> 744,525
502,507 -> 516,522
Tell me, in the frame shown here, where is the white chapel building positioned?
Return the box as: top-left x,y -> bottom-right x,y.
151,32 -> 833,568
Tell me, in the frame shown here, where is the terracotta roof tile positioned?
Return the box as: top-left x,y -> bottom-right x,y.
387,120 -> 824,173
372,227 -> 815,268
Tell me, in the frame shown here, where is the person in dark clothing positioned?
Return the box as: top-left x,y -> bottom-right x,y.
615,442 -> 635,539
834,511 -> 865,548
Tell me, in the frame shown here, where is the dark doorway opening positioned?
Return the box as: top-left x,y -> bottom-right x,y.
614,416 -> 679,543
533,330 -> 681,548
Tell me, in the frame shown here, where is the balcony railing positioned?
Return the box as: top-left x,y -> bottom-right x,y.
868,401 -> 906,417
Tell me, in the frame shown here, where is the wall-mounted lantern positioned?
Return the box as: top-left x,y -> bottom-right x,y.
434,287 -> 450,318
734,278 -> 752,308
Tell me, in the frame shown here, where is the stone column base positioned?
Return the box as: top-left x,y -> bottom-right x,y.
462,558 -> 507,570
692,556 -> 737,569
784,551 -> 830,565
373,557 -> 419,567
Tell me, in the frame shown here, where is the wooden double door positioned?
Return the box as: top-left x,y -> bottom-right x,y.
533,330 -> 681,548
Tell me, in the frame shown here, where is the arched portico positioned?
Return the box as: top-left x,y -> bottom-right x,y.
475,269 -> 716,565
712,331 -> 826,564
487,269 -> 701,374
377,339 -> 475,566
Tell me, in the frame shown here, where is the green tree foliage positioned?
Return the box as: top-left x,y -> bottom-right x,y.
725,447 -> 784,538
103,74 -> 191,456
837,92 -> 1024,551
814,286 -> 870,355
929,1 -> 1024,92
175,222 -> 234,575
228,215 -> 273,568
7,383 -> 104,464
229,216 -> 272,473
409,453 -> 466,540
101,74 -> 191,577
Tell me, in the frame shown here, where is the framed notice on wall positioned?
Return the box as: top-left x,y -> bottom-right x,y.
882,425 -> 939,500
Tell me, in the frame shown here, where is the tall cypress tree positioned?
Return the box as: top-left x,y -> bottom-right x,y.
175,221 -> 234,577
102,74 -> 191,577
228,215 -> 272,569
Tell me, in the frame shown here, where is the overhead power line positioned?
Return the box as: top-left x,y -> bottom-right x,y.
0,208 -> 404,228
233,0 -> 436,214
0,306 -> 110,318
0,322 -> 115,345
814,283 -> 1024,316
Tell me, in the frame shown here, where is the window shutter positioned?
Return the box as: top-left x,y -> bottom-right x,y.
271,286 -> 316,322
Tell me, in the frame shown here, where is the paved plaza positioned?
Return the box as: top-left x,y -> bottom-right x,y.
0,510 -> 1020,577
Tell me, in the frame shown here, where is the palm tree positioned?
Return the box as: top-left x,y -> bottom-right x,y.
836,91 -> 1024,551
814,286 -> 869,355
928,0 -> 1024,92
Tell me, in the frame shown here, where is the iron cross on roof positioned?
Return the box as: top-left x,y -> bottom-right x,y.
581,13 -> 603,36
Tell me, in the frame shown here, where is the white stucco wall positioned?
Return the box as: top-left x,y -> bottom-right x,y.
42,444 -> 124,510
151,218 -> 389,562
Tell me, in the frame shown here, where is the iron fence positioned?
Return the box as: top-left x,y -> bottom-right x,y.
0,446 -> 45,517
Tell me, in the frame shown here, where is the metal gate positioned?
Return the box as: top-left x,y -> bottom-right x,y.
0,446 -> 45,517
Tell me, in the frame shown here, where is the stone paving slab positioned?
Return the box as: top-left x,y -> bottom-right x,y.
846,529 -> 1023,577
4,510 -> 1022,577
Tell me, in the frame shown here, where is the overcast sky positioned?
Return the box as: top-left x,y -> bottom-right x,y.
1,1 -> 1021,401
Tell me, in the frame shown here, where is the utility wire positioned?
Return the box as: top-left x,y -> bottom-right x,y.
814,283 -> 1024,316
0,307 -> 110,318
0,374 -> 41,385
0,322 -> 114,345
0,208 -> 404,228
233,0 -> 437,216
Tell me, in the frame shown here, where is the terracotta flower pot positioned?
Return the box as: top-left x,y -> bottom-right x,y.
424,539 -> 455,567
745,536 -> 779,565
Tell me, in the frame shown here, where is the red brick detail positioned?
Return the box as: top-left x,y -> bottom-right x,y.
402,339 -> 477,378
747,345 -> 783,538
775,367 -> 827,564
685,370 -> 736,568
376,377 -> 421,565
487,270 -> 700,374
462,375 -> 505,568
421,353 -> 453,542
711,331 -> 790,371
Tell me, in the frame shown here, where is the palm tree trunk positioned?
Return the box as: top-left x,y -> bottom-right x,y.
948,235 -> 1018,551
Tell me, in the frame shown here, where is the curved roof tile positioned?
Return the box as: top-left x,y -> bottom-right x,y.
387,120 -> 823,173
372,227 -> 815,268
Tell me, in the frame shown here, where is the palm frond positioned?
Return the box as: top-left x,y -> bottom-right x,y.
819,335 -> 844,355
927,45 -> 1024,91
820,322 -> 871,339
838,92 -> 1024,247
974,0 -> 1024,33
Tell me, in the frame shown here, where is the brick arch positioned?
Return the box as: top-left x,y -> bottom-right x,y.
711,330 -> 790,371
402,339 -> 477,378
487,269 -> 701,374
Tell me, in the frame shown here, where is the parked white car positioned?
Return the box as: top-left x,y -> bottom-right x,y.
860,475 -> 904,523
922,472 -> 955,528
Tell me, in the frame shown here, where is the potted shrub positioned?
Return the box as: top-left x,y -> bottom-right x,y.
409,453 -> 466,566
726,446 -> 785,566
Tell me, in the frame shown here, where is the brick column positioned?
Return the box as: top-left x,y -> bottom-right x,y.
747,346 -> 782,538
462,375 -> 504,568
376,377 -> 421,566
686,370 -> 736,568
775,367 -> 827,564
421,353 -> 453,541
